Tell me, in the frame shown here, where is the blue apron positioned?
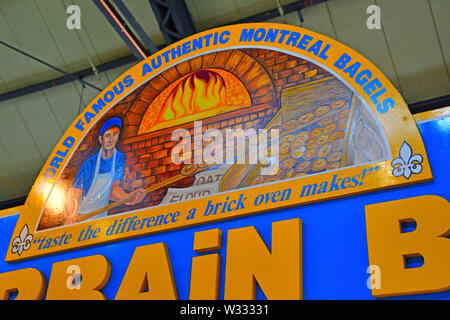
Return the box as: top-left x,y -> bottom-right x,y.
77,148 -> 116,219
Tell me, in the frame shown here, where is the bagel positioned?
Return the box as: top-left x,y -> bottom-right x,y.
294,172 -> 307,177
329,130 -> 344,142
338,118 -> 347,130
310,128 -> 323,138
281,134 -> 295,143
249,175 -> 265,186
318,143 -> 332,158
326,161 -> 340,171
198,162 -> 210,169
292,146 -> 306,158
323,123 -> 337,135
327,151 -> 342,162
306,139 -> 316,149
337,109 -> 350,120
281,157 -> 296,170
331,99 -> 346,110
297,112 -> 314,125
295,131 -> 309,140
266,176 -> 281,183
319,116 -> 334,127
278,152 -> 290,162
314,105 -> 330,117
291,136 -> 307,149
315,135 -> 329,146
181,164 -> 198,176
295,160 -> 311,173
283,119 -> 297,132
282,168 -> 295,179
303,148 -> 317,160
280,142 -> 291,155
312,158 -> 327,172
332,138 -> 345,152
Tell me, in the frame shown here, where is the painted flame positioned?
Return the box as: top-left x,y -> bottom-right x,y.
138,69 -> 251,134
162,71 -> 227,121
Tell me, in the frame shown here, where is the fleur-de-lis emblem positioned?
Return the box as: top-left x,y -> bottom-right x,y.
391,141 -> 423,179
11,224 -> 33,256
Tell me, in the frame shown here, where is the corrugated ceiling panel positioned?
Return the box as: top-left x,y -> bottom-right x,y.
300,2 -> 337,39
67,0 -> 130,64
186,0 -> 298,31
326,0 -> 403,93
0,140 -> 24,199
0,1 -> 64,89
232,0 -> 298,23
0,6 -> 45,93
378,0 -> 450,103
267,10 -> 301,26
0,75 -> 6,93
13,92 -> 63,158
43,82 -> 89,131
0,100 -> 44,200
105,61 -> 135,81
69,62 -> 136,121
35,0 -> 99,74
42,61 -> 138,149
186,0 -> 240,31
76,72 -> 112,107
429,0 -> 450,75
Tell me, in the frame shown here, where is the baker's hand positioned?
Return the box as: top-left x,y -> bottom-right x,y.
65,197 -> 80,225
66,214 -> 80,225
126,188 -> 146,205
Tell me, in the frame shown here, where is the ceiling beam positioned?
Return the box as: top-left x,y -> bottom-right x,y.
93,0 -> 148,60
111,0 -> 159,54
0,40 -> 102,93
148,0 -> 196,44
0,54 -> 139,103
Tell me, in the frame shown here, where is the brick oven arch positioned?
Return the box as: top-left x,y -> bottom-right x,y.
121,49 -> 278,139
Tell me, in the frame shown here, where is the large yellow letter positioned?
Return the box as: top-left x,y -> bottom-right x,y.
0,268 -> 46,300
189,229 -> 222,300
115,243 -> 178,299
224,218 -> 302,300
365,195 -> 450,297
46,255 -> 111,300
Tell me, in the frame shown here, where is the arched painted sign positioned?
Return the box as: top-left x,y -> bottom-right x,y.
7,23 -> 431,262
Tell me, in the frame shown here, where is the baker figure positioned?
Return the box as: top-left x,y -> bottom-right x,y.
66,117 -> 145,223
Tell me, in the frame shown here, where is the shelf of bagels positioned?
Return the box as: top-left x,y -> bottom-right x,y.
221,77 -> 355,191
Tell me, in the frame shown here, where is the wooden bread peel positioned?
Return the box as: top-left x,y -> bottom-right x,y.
77,163 -> 215,222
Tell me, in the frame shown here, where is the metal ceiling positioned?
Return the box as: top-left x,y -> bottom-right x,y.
0,0 -> 449,206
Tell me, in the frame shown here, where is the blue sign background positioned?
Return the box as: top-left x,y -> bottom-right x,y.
0,117 -> 449,300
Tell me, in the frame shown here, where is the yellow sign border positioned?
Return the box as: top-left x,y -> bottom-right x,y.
6,23 -> 432,262
0,206 -> 23,219
413,106 -> 450,122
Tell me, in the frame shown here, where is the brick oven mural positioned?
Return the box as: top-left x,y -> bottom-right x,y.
38,48 -> 389,230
